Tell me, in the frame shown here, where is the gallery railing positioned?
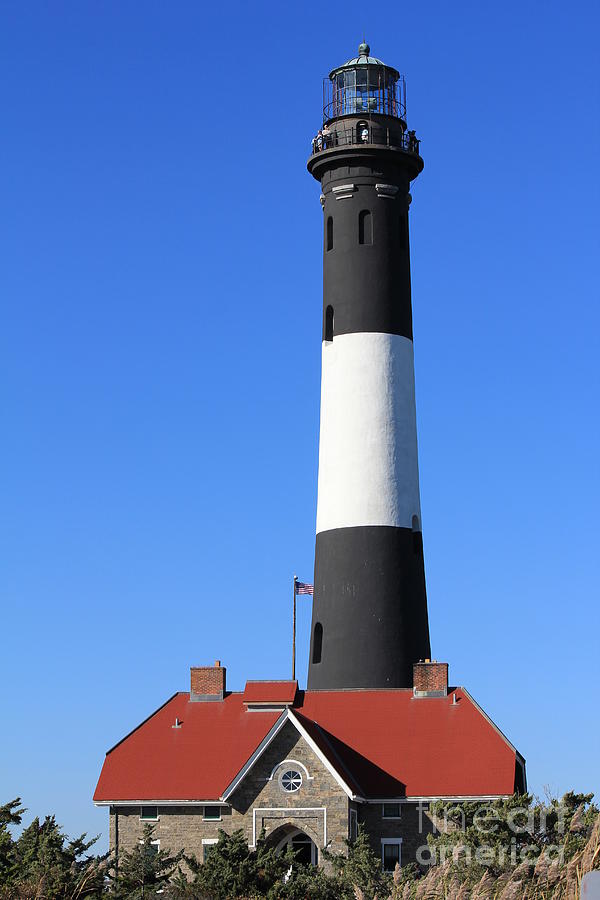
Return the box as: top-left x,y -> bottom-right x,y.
310,125 -> 420,157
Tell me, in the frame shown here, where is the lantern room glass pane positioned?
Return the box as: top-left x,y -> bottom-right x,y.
330,67 -> 401,118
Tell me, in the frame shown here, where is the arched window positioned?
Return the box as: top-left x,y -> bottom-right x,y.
312,623 -> 323,664
412,515 -> 421,555
399,215 -> 408,252
326,216 -> 333,251
324,305 -> 334,342
358,210 -> 372,245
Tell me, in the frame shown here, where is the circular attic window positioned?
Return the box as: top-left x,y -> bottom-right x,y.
280,769 -> 303,792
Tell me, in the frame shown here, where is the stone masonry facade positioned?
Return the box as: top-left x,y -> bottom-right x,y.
109,720 -> 436,870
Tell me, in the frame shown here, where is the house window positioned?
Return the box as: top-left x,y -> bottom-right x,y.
203,806 -> 222,821
139,839 -> 160,854
326,216 -> 333,251
202,839 -> 218,861
349,809 -> 358,841
358,210 -> 372,245
324,306 -> 334,342
382,803 -> 402,819
381,838 -> 402,872
312,622 -> 323,664
281,769 -> 303,792
140,806 -> 158,820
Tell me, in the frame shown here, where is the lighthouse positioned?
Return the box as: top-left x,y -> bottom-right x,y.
307,43 -> 431,690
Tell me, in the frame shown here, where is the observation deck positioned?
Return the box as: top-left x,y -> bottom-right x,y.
307,43 -> 423,180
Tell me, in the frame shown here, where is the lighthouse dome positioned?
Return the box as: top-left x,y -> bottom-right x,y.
328,42 -> 400,80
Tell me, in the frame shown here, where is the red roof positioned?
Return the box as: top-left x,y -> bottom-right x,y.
242,680 -> 298,704
94,687 -> 523,803
295,690 -> 520,798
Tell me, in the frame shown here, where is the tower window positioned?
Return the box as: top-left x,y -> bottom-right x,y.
324,305 -> 334,342
358,210 -> 373,245
312,622 -> 323,664
326,216 -> 333,251
412,515 -> 421,555
399,215 -> 408,252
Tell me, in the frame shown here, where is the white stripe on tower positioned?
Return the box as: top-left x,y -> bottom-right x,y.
316,331 -> 422,535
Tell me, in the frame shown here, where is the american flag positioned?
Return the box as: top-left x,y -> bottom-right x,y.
295,581 -> 314,595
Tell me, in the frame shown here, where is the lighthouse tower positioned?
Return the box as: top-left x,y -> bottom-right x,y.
307,44 -> 431,690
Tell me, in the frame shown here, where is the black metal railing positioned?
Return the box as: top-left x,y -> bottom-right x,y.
310,124 -> 420,157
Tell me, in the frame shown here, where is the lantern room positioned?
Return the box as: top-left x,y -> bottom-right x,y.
309,42 -> 421,166
324,42 -> 407,123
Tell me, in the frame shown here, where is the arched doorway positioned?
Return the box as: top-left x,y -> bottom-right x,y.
271,825 -> 318,866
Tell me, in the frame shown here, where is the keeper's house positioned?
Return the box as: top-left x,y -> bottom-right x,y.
93,660 -> 526,871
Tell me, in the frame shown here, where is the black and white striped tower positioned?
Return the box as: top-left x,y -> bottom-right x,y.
307,43 -> 431,690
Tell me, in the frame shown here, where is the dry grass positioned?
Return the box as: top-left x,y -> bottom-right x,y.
385,811 -> 600,900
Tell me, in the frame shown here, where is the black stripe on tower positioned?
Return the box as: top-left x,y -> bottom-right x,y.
322,170 -> 414,339
310,527 -> 431,689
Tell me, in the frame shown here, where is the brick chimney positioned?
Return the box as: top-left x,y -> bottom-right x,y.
190,661 -> 226,701
413,659 -> 448,697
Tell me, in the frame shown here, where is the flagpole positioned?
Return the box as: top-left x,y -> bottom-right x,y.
292,575 -> 297,680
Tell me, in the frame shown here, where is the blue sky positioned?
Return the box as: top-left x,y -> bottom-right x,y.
1,0 -> 598,852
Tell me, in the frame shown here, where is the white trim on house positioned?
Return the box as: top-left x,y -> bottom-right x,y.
267,759 -> 314,782
251,807 -> 327,848
364,795 -> 512,803
286,709 -> 360,800
221,711 -> 289,801
94,800 -> 228,807
96,794 -> 513,809
221,708 -> 361,803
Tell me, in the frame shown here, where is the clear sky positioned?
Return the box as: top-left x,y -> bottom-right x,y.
1,0 -> 598,853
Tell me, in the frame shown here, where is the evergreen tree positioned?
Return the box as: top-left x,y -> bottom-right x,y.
0,798 -> 25,886
108,824 -> 181,900
188,828 -> 294,899
15,814 -> 105,899
324,825 -> 391,899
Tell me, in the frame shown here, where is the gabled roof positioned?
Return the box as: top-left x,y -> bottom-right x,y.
93,687 -> 524,804
221,709 -> 359,802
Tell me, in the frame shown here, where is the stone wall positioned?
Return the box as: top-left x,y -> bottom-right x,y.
109,720 -> 350,865
107,720 -> 441,871
359,801 -> 437,868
